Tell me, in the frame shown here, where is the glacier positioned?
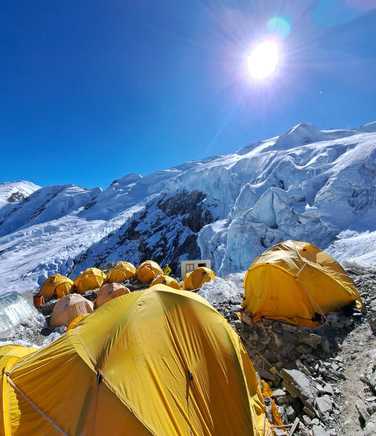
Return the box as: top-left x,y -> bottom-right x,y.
0,121 -> 376,294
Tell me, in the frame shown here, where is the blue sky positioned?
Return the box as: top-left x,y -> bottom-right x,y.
1,0 -> 375,188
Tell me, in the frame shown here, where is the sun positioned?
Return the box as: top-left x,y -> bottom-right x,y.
246,40 -> 281,81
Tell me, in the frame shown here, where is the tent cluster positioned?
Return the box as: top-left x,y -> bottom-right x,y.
38,261 -> 216,303
36,260 -> 217,329
242,240 -> 363,327
0,286 -> 271,435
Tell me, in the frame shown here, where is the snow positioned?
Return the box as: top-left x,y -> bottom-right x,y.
198,274 -> 244,305
0,215 -> 122,292
327,230 -> 376,268
0,180 -> 40,209
0,121 -> 376,296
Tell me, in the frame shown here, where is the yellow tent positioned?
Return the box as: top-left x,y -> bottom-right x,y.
136,260 -> 163,284
40,274 -> 73,300
106,261 -> 136,283
151,274 -> 181,290
74,267 -> 106,293
243,240 -> 363,327
184,267 -> 216,290
1,286 -> 271,435
0,345 -> 36,435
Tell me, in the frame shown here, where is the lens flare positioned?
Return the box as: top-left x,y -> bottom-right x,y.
246,40 -> 281,81
267,16 -> 291,38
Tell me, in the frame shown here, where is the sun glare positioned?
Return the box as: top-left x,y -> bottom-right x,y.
246,40 -> 281,81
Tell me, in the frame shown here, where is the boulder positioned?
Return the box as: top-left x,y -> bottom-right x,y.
315,395 -> 333,418
300,333 -> 322,348
281,369 -> 317,408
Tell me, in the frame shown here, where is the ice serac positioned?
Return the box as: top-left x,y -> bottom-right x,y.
0,292 -> 43,337
0,121 -> 376,293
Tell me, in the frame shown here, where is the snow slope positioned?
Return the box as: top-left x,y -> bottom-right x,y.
0,121 -> 375,294
0,181 -> 39,208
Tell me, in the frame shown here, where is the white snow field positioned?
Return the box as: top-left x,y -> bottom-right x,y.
0,121 -> 376,295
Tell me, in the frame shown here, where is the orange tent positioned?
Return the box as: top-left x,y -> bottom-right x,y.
136,260 -> 163,284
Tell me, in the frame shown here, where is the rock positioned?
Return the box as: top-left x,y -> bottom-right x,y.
303,405 -> 316,419
298,423 -> 313,436
281,369 -> 317,407
364,414 -> 376,436
321,337 -> 331,354
301,414 -> 312,427
367,401 -> 376,416
319,383 -> 334,396
364,352 -> 376,394
315,395 -> 333,417
285,405 -> 296,421
300,333 -> 322,348
296,344 -> 312,354
312,424 -> 330,436
258,368 -> 278,383
355,399 -> 371,427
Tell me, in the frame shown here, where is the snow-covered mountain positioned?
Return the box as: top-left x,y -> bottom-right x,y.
1,121 -> 376,294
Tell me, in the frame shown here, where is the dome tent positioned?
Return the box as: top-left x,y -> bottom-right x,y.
50,293 -> 94,328
74,267 -> 106,293
0,345 -> 37,435
136,260 -> 163,284
40,274 -> 73,300
243,240 -> 363,327
106,261 -> 136,283
151,274 -> 181,290
95,282 -> 130,308
1,286 -> 271,435
184,267 -> 216,290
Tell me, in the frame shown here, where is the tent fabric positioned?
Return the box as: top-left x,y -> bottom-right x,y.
106,261 -> 136,283
136,261 -> 163,284
184,267 -> 216,290
67,314 -> 90,331
95,283 -> 129,308
0,345 -> 37,436
2,286 -> 271,435
243,240 -> 363,327
74,268 -> 106,294
50,293 -> 94,328
151,274 -> 181,290
40,274 -> 73,300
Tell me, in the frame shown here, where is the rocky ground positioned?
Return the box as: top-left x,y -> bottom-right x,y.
214,266 -> 376,435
